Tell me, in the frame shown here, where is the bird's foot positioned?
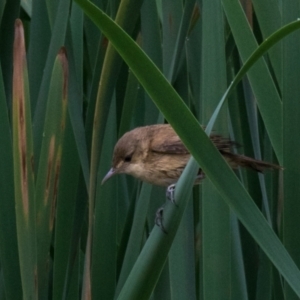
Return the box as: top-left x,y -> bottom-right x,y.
166,184 -> 177,205
155,207 -> 167,234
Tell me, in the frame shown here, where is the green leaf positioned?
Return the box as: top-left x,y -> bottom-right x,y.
282,2 -> 300,299
200,0 -> 230,299
222,0 -> 282,162
35,48 -> 68,299
33,0 -> 70,162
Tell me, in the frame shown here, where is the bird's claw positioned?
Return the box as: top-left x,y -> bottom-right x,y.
155,207 -> 167,234
156,183 -> 180,233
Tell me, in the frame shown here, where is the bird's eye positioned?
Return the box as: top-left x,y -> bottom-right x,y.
124,155 -> 132,162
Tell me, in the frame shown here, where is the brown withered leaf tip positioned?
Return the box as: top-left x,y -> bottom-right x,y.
57,47 -> 68,99
14,19 -> 25,58
13,18 -> 30,217
13,19 -> 25,98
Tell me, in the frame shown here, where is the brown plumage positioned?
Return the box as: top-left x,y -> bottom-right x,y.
102,124 -> 281,186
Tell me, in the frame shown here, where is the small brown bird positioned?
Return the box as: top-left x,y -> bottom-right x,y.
102,124 -> 281,186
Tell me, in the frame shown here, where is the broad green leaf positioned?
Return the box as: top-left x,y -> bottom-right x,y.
91,99 -> 118,299
33,0 -> 70,162
201,0 -> 230,299
27,0 -> 51,111
52,116 -> 81,300
35,48 -> 68,299
222,0 -> 282,162
282,2 -> 300,299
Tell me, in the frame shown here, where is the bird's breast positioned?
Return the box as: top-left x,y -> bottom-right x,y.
132,152 -> 191,186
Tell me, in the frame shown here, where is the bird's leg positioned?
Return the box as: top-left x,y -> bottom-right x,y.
166,184 -> 177,205
166,172 -> 205,204
196,172 -> 205,181
155,206 -> 167,234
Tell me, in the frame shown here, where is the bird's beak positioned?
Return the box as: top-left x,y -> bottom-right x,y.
101,168 -> 116,185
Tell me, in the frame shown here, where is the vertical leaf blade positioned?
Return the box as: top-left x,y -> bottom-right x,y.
35,48 -> 69,299
282,1 -> 300,299
12,19 -> 37,300
0,55 -> 22,300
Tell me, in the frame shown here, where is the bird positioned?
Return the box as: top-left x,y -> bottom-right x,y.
102,124 -> 281,187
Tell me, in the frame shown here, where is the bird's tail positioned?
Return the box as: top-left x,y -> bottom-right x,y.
220,151 -> 282,172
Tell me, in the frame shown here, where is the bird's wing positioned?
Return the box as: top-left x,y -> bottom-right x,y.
210,134 -> 238,152
150,132 -> 189,154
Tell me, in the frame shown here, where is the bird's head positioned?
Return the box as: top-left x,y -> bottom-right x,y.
101,128 -> 147,184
